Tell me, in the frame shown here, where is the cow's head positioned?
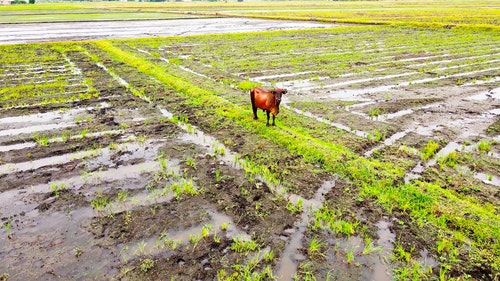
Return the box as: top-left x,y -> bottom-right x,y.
272,88 -> 287,105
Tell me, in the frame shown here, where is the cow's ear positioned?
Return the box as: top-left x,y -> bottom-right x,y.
283,89 -> 288,94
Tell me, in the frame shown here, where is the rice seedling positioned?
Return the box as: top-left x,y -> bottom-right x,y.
73,247 -> 83,258
33,132 -> 49,146
90,194 -> 110,213
263,250 -> 274,263
150,205 -> 157,216
201,224 -> 211,238
296,262 -> 315,281
171,178 -> 198,200
477,140 -> 491,153
137,240 -> 147,255
361,237 -> 382,255
231,237 -> 259,254
215,169 -> 222,182
438,151 -> 458,169
137,134 -> 147,143
61,130 -> 72,142
117,190 -> 129,202
392,242 -> 413,263
139,258 -> 155,273
50,182 -> 66,198
80,128 -> 89,139
2,217 -> 12,239
185,157 -> 197,169
345,248 -> 355,264
421,140 -> 440,160
286,197 -> 304,215
213,232 -> 221,244
308,236 -> 325,259
189,234 -> 202,251
221,222 -> 228,231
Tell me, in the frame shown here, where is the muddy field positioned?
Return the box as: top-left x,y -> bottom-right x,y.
0,20 -> 499,281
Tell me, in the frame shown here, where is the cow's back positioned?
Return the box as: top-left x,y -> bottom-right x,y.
251,87 -> 274,110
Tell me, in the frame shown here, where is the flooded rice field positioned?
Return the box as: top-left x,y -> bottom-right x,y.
0,18 -> 335,45
0,22 -> 499,280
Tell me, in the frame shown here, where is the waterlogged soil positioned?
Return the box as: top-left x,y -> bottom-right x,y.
1,26 -> 500,281
0,18 -> 335,45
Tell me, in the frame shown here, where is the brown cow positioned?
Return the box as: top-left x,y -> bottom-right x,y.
250,86 -> 287,126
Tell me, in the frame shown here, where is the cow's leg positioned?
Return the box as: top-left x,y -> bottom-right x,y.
266,110 -> 271,126
271,114 -> 276,126
252,104 -> 258,120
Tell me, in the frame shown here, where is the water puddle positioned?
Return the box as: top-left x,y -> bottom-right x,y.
289,63 -> 499,102
284,104 -> 370,138
426,142 -> 462,167
405,161 -> 425,183
119,209 -> 248,262
399,67 -> 500,89
463,76 -> 500,86
345,101 -> 376,110
0,102 -> 111,138
0,139 -> 163,176
365,130 -> 410,157
302,72 -> 417,92
374,219 -> 395,281
467,88 -> 500,101
0,207 -> 117,280
409,53 -> 500,68
178,65 -> 210,79
0,146 -> 97,175
250,71 -> 314,83
0,160 -> 166,217
276,180 -> 336,280
312,88 -> 380,102
276,213 -> 307,281
418,248 -> 438,269
0,102 -> 109,126
377,109 -> 414,122
474,172 -> 500,188
0,142 -> 36,152
0,122 -> 76,138
275,77 -> 329,92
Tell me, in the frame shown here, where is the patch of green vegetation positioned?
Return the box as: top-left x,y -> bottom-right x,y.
311,205 -> 359,236
236,80 -> 261,91
486,119 -> 500,135
421,140 -> 440,160
231,237 -> 260,254
139,258 -> 155,273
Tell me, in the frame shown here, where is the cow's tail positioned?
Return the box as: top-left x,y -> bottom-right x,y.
250,88 -> 255,107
